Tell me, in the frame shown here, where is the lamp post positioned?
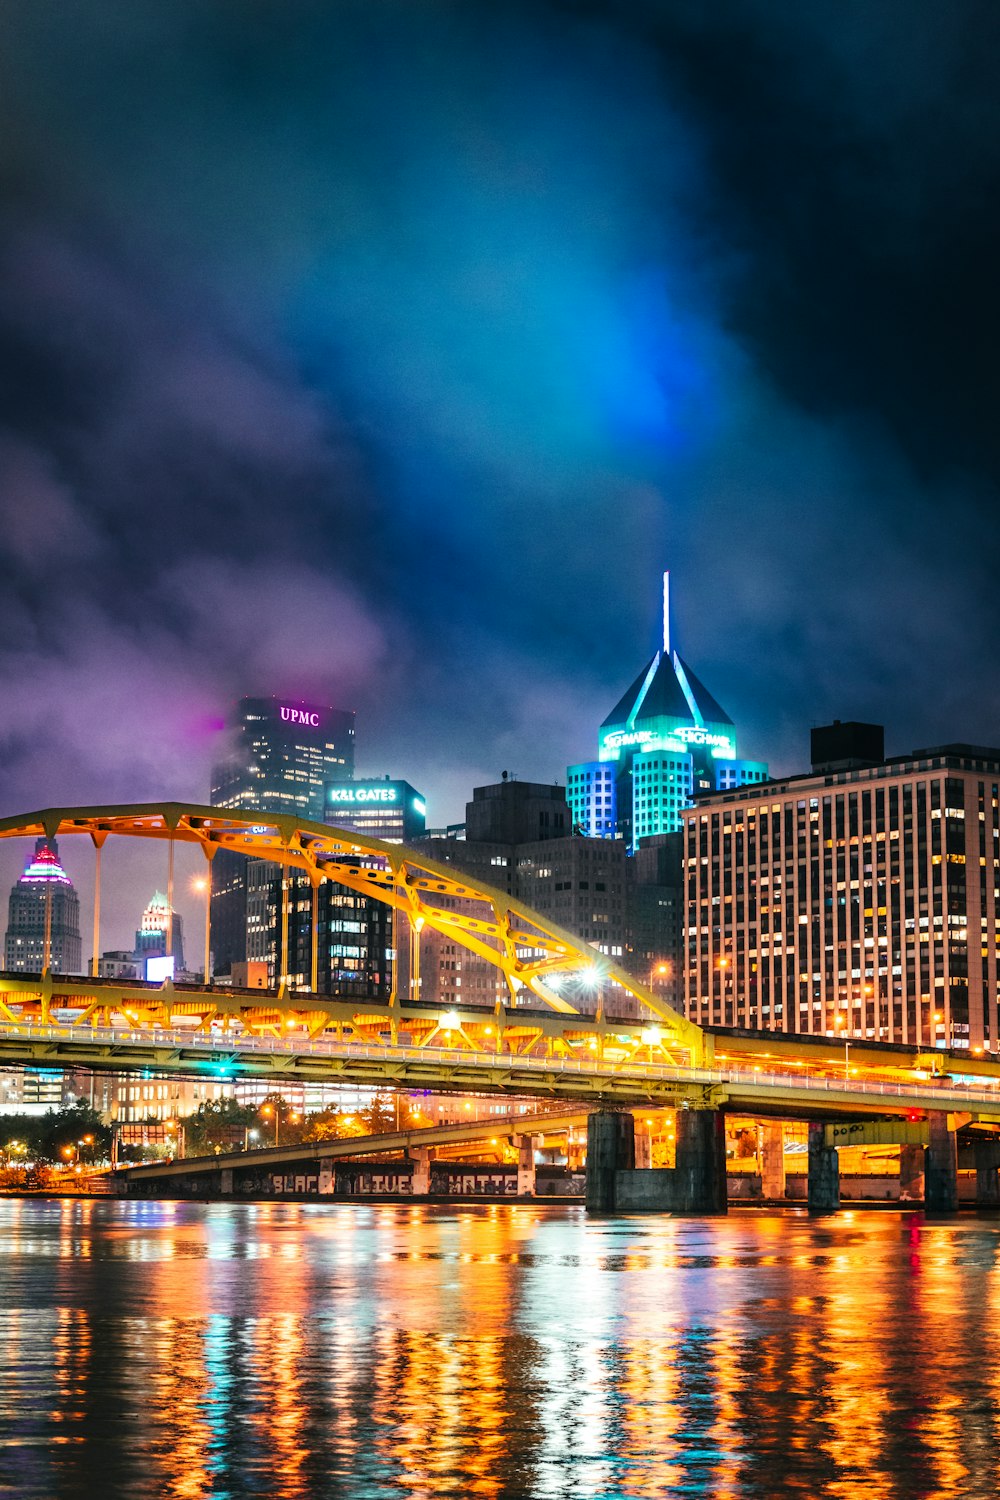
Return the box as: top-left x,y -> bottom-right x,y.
834,1014 -> 851,1082
192,874 -> 211,984
261,1103 -> 279,1148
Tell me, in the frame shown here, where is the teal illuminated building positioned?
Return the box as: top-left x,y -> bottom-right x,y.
325,778 -> 426,844
568,573 -> 767,850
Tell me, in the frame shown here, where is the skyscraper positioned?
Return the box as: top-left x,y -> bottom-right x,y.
325,778 -> 426,845
568,573 -> 767,850
683,732 -> 1000,1051
4,838 -> 82,974
134,891 -> 186,976
209,696 -> 356,974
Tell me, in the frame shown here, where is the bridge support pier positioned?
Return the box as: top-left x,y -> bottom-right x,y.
925,1112 -> 958,1216
634,1119 -> 653,1170
409,1147 -> 431,1196
517,1135 -> 536,1197
974,1140 -> 1000,1208
586,1109 -> 634,1213
807,1123 -> 840,1213
899,1143 -> 925,1202
674,1108 -> 727,1216
760,1123 -> 786,1201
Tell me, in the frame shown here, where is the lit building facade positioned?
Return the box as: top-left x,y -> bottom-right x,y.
683,729 -> 1000,1052
134,892 -> 185,977
209,696 -> 355,974
3,839 -> 82,974
414,780 -> 633,1015
568,573 -> 767,849
325,778 -> 426,844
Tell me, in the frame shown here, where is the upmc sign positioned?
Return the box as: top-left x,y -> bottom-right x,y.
278,704 -> 321,727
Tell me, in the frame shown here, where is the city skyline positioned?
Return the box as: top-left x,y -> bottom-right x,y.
0,3 -> 998,845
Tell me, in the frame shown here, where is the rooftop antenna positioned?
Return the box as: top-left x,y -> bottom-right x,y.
662,570 -> 670,656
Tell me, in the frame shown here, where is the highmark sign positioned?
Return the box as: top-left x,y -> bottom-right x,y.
600,721 -> 735,759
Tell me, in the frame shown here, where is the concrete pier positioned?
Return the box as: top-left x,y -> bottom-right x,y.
585,1109 -> 635,1213
516,1135 -> 536,1197
409,1147 -> 430,1196
673,1108 -> 727,1215
807,1122 -> 840,1213
761,1123 -> 786,1201
899,1143 -> 925,1202
974,1140 -> 1000,1208
925,1112 -> 958,1216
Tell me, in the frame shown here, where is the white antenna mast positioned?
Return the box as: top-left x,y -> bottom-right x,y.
662,570 -> 670,656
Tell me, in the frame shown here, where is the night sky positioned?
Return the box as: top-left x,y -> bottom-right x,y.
1,2 -> 998,941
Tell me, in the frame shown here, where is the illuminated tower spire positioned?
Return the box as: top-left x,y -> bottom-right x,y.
662,570 -> 670,656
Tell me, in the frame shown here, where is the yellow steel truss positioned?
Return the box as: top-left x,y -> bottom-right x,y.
0,801 -> 706,1064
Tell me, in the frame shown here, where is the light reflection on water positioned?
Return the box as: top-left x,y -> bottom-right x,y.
1,1201 -> 1000,1498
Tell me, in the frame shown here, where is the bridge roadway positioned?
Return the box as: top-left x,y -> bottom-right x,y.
118,1106 -> 590,1186
2,972 -> 1000,1124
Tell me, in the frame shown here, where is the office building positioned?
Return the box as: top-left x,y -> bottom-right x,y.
209,696 -> 355,974
414,779 -> 633,1014
568,573 -> 767,850
465,777 -> 569,844
683,726 -> 1000,1051
300,776 -> 428,998
628,833 -> 685,1012
325,778 -> 426,844
97,951 -> 139,980
3,838 -> 82,974
134,892 -> 185,977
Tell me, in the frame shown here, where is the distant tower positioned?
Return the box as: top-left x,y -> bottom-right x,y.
4,838 -> 82,974
567,571 -> 768,850
134,892 -> 185,974
209,695 -> 356,975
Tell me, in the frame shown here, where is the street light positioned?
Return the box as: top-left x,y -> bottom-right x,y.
191,874 -> 211,984
834,1014 -> 851,1082
260,1104 -> 280,1147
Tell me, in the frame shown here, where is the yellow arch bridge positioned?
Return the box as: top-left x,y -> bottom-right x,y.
0,802 -> 999,1122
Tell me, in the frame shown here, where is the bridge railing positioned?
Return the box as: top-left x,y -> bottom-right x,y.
3,1019 -> 1000,1110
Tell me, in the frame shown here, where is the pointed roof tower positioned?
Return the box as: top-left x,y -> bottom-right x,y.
599,571 -> 736,757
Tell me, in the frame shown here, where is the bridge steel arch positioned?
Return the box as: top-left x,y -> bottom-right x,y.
0,803 -> 706,1066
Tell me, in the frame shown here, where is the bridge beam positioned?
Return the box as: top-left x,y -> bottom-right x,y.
673,1107 -> 727,1216
807,1122 -> 840,1213
585,1109 -> 634,1214
925,1112 -> 958,1216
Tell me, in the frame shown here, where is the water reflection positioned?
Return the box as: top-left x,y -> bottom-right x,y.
1,1202 -> 1000,1497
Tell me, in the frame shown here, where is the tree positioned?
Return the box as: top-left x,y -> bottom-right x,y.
301,1106 -> 345,1143
258,1093 -> 305,1148
363,1093 -> 397,1134
183,1097 -> 258,1156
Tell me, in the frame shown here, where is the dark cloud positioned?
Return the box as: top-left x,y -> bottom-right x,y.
0,0 -> 997,941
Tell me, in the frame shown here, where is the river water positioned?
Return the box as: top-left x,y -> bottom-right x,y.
1,1200 -> 1000,1499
